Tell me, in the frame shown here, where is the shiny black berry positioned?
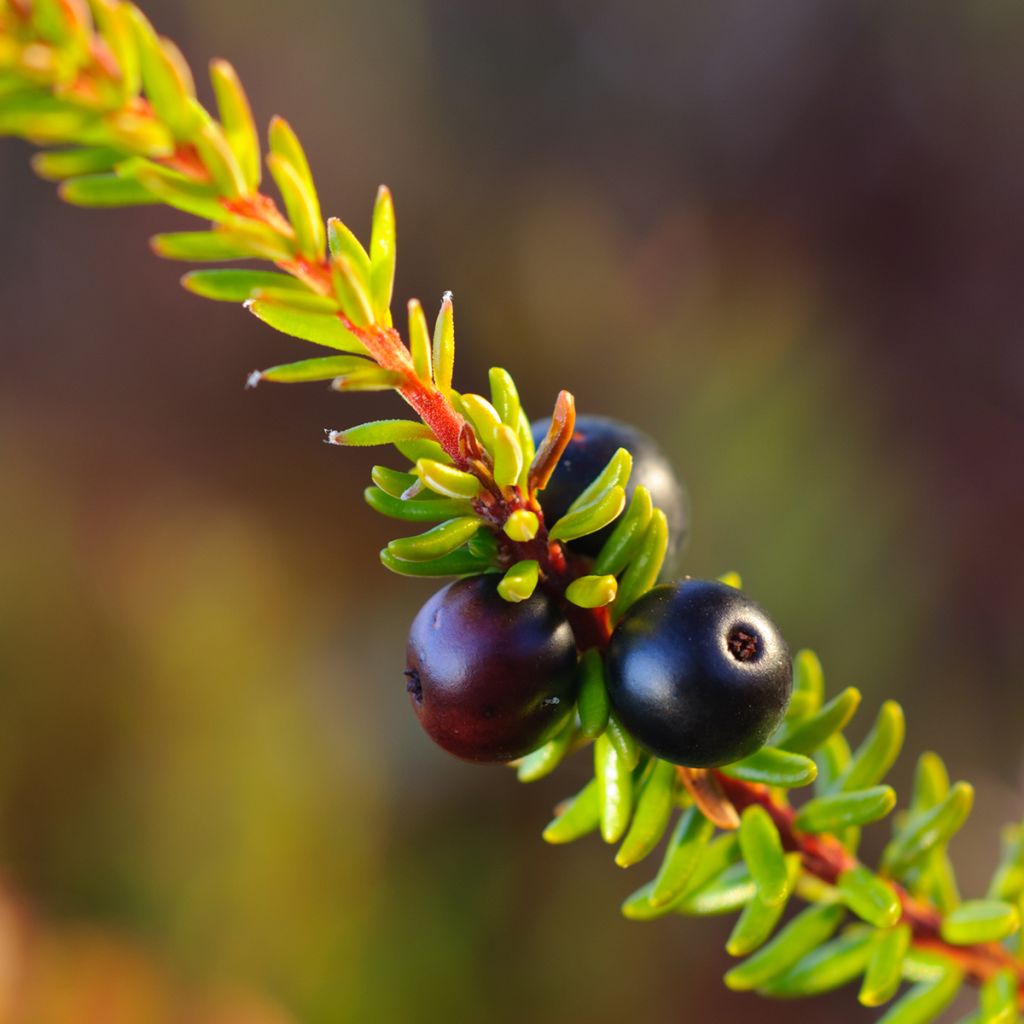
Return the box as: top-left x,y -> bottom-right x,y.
605,579 -> 792,768
530,414 -> 688,562
405,575 -> 579,763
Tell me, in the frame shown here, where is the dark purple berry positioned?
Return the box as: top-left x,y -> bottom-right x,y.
605,579 -> 792,768
405,575 -> 579,763
530,415 -> 688,562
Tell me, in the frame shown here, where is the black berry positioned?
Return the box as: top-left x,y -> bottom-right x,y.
605,579 -> 792,768
530,414 -> 688,562
405,575 -> 579,763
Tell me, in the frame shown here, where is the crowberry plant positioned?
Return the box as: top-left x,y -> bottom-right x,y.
2,3 -> 1023,1020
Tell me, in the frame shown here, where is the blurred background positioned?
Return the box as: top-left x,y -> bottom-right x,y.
2,1 -> 1024,1020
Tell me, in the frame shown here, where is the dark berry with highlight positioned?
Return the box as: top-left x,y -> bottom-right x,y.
405,575 -> 579,763
605,578 -> 792,768
530,414 -> 688,563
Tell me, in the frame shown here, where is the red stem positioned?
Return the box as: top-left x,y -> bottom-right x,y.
716,774 -> 1024,994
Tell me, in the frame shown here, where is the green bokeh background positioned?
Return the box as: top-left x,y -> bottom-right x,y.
1,2 -> 1023,1020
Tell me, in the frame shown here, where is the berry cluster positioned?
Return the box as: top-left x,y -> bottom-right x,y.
403,416 -> 793,770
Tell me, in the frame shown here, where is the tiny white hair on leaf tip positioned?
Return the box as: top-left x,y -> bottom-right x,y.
442,290 -> 453,303
245,370 -> 262,389
325,429 -> 343,445
242,298 -> 255,311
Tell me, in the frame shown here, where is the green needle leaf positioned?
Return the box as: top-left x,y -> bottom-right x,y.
979,968 -> 1018,1024
467,530 -> 499,562
548,485 -> 626,543
565,574 -> 618,609
815,733 -> 852,794
31,145 -> 122,180
621,835 -> 740,921
875,967 -> 964,1024
497,560 -> 539,603
267,152 -> 324,260
616,759 -> 677,868
193,115 -> 247,198
611,509 -> 669,620
432,294 -> 455,398
989,824 -> 1024,903
182,269 -> 309,303
327,216 -> 372,284
246,299 -> 367,353
117,158 -> 227,221
794,785 -> 897,833
940,900 -> 1021,945
492,425 -> 524,488
785,648 -> 825,722
330,252 -> 376,327
59,172 -> 158,207
739,805 -> 790,907
726,855 -> 801,957
329,420 -> 433,447
126,7 -> 199,139
838,700 -> 905,793
268,116 -> 315,196
407,299 -> 433,383
378,548 -> 492,578
394,439 -> 452,465
416,459 -> 482,499
250,287 -> 337,313
593,485 -> 653,576
151,230 -> 258,261
576,649 -> 610,740
386,517 -> 482,562
329,366 -> 404,392
212,217 -> 294,260
209,59 -> 260,190
369,184 -> 396,325
676,861 -> 757,916
605,714 -> 639,771
757,928 -> 875,997
649,804 -> 715,907
459,393 -> 503,452
363,489 -> 474,523
516,720 -> 575,782
543,779 -> 600,845
882,782 -> 975,878
859,923 -> 912,1007
837,864 -> 902,928
93,0 -> 141,101
565,448 -> 632,516
516,408 -> 536,489
488,367 -> 522,428
253,355 -> 369,385
370,466 -> 419,497
595,731 -> 633,844
724,903 -> 847,992
773,686 -> 862,755
720,747 -> 818,788
911,751 -> 950,812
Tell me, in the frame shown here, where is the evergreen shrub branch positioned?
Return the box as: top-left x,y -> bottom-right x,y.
2,3 -> 1022,1019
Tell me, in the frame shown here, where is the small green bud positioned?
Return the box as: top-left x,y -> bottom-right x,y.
503,509 -> 539,542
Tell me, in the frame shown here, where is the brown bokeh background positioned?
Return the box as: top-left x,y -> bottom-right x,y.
2,2 -> 1024,1021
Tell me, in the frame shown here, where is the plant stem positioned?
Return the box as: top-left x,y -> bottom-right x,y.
716,773 -> 1024,997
